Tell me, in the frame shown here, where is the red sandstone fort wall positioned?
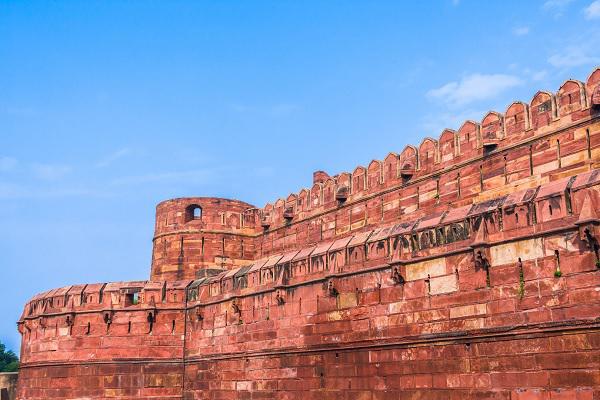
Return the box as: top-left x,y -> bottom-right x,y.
16,67 -> 600,399
18,281 -> 189,399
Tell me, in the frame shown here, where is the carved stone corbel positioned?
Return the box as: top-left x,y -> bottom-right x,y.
574,194 -> 600,265
575,196 -> 599,238
231,300 -> 241,315
470,220 -> 492,286
391,266 -> 405,285
275,290 -> 285,305
473,249 -> 491,271
103,310 -> 113,325
326,280 -> 339,297
147,309 -> 156,333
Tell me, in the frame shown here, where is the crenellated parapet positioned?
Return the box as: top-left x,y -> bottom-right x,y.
255,67 -> 600,239
17,280 -> 191,368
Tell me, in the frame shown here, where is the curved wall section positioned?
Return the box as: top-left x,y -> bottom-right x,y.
151,197 -> 260,281
17,281 -> 189,399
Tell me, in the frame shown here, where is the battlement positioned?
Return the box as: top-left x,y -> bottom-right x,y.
256,68 -> 600,232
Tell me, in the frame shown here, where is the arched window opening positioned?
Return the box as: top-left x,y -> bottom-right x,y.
185,204 -> 203,222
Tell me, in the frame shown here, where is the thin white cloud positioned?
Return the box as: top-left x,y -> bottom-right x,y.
543,0 -> 575,16
531,70 -> 549,81
0,182 -> 108,200
420,109 -> 487,136
96,148 -> 131,168
30,164 -> 72,181
111,169 -> 217,186
543,0 -> 574,9
522,68 -> 549,82
548,45 -> 600,68
0,157 -> 18,172
584,0 -> 600,18
512,26 -> 530,36
427,73 -> 523,108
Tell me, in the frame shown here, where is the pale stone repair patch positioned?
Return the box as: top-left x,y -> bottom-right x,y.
490,238 -> 544,266
429,274 -> 458,295
405,258 -> 446,281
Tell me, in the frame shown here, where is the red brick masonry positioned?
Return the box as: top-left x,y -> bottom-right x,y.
17,68 -> 600,399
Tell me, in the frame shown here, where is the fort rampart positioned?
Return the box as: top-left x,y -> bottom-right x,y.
16,67 -> 600,399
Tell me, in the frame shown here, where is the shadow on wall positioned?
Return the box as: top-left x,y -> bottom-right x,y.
0,373 -> 17,400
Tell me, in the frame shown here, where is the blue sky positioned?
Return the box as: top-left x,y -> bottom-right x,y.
1,0 -> 599,353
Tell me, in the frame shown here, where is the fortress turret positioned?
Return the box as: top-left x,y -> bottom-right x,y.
151,197 -> 260,280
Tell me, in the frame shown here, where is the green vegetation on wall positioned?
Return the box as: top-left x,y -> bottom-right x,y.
0,341 -> 18,372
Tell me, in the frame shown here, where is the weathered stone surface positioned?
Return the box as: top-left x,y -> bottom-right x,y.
449,303 -> 487,319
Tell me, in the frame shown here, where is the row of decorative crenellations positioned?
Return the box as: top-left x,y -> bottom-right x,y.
20,280 -> 193,321
258,67 -> 600,232
17,280 -> 194,367
184,168 -> 600,303
17,280 -> 193,365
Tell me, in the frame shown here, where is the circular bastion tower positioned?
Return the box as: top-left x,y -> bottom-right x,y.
151,197 -> 260,280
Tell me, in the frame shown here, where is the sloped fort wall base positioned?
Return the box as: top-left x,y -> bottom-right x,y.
16,67 -> 600,399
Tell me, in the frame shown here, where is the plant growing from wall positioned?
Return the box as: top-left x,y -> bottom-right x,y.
554,250 -> 562,278
554,269 -> 562,278
517,259 -> 525,299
